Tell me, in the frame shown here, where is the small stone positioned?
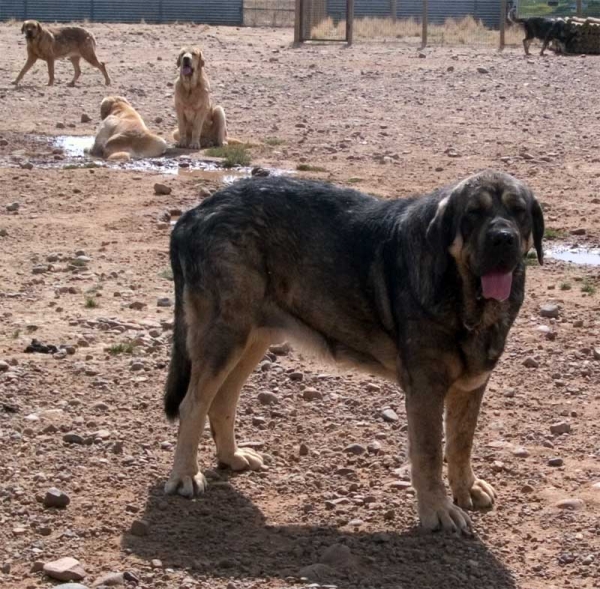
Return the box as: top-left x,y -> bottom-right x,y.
570,228 -> 586,235
151,559 -> 162,568
257,391 -> 279,405
129,301 -> 146,310
548,457 -> 563,467
366,383 -> 381,392
539,304 -> 559,318
512,446 -> 529,458
0,361 -> 9,372
299,443 -> 309,456
521,484 -> 535,493
54,585 -> 89,589
550,421 -> 570,435
555,498 -> 584,510
44,487 -> 70,509
477,66 -> 489,74
156,297 -> 172,307
582,555 -> 594,565
92,571 -> 126,586
302,387 -> 322,401
269,342 -> 290,355
289,371 -> 304,381
81,113 -> 92,123
154,183 -> 172,195
6,202 -> 20,212
381,408 -> 399,422
155,116 -> 163,124
43,557 -> 86,582
1,563 -> 10,574
0,228 -> 7,237
367,441 -> 382,454
593,348 -> 600,361
298,563 -> 334,582
130,519 -> 150,536
63,433 -> 84,444
523,357 -> 539,368
418,51 -> 427,58
344,443 -> 366,456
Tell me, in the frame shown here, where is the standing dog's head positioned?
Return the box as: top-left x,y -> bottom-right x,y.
176,47 -> 205,84
21,20 -> 42,41
427,170 -> 544,302
100,96 -> 131,120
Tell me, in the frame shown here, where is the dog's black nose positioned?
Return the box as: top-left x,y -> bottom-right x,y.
491,230 -> 517,247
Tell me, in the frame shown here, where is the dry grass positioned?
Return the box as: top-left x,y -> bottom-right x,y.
244,0 -> 295,27
311,15 -> 523,46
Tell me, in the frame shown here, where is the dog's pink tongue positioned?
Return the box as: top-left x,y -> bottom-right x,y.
481,271 -> 513,301
182,66 -> 192,75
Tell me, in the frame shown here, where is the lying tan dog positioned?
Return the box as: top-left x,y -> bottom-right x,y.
88,96 -> 167,161
13,20 -> 111,87
173,47 -> 227,149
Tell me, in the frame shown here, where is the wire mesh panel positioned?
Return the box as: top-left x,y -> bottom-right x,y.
303,0 -> 346,41
244,0 -> 295,27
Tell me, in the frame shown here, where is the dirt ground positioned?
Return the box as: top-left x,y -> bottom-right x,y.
1,21 -> 600,589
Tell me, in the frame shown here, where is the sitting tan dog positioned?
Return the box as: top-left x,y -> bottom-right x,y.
88,96 -> 167,160
13,20 -> 111,87
173,47 -> 227,149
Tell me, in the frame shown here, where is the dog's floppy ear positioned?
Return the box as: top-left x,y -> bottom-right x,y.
197,49 -> 205,68
100,96 -> 115,120
21,22 -> 25,33
426,191 -> 459,252
36,21 -> 42,33
176,49 -> 184,67
531,196 -> 544,265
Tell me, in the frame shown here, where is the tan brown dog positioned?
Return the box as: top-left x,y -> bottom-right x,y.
13,20 -> 111,87
88,96 -> 167,161
173,47 -> 227,149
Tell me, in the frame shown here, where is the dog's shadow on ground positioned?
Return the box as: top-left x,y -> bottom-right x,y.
122,480 -> 517,588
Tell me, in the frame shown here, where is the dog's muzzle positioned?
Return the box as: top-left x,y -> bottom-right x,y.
478,222 -> 520,302
181,57 -> 193,76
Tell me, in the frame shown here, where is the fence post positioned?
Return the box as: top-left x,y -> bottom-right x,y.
421,0 -> 428,48
576,0 -> 582,16
499,0 -> 506,50
346,0 -> 354,45
391,0 -> 397,23
294,0 -> 302,43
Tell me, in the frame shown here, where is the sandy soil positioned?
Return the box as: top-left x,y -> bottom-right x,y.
0,22 -> 599,589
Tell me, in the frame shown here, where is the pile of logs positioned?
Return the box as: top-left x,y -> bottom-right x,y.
562,16 -> 600,54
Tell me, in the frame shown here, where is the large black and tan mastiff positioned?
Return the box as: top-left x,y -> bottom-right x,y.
163,171 -> 544,534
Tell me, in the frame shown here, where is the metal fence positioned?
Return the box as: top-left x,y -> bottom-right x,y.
292,0 -> 592,47
0,0 -> 244,25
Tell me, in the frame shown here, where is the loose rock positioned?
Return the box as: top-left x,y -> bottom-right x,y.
44,487 -> 71,509
43,557 -> 86,582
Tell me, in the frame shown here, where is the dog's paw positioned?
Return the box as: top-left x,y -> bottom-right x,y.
419,494 -> 472,535
67,81 -> 75,88
219,448 -> 265,472
164,471 -> 207,498
11,80 -> 18,86
453,478 -> 496,511
175,140 -> 189,149
189,140 -> 201,150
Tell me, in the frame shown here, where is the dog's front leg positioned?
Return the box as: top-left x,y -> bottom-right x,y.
189,111 -> 207,150
445,382 -> 496,512
46,58 -> 55,86
175,111 -> 189,148
13,55 -> 38,85
401,364 -> 472,535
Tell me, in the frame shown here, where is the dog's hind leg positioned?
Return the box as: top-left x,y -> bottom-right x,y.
81,46 -> 111,85
208,335 -> 270,471
165,292 -> 255,497
68,56 -> 81,87
523,37 -> 532,55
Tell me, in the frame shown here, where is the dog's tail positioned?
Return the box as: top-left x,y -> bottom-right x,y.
507,7 -> 522,25
164,232 -> 192,420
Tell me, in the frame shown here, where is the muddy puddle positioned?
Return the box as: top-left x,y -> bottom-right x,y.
2,135 -> 290,184
546,246 -> 600,266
